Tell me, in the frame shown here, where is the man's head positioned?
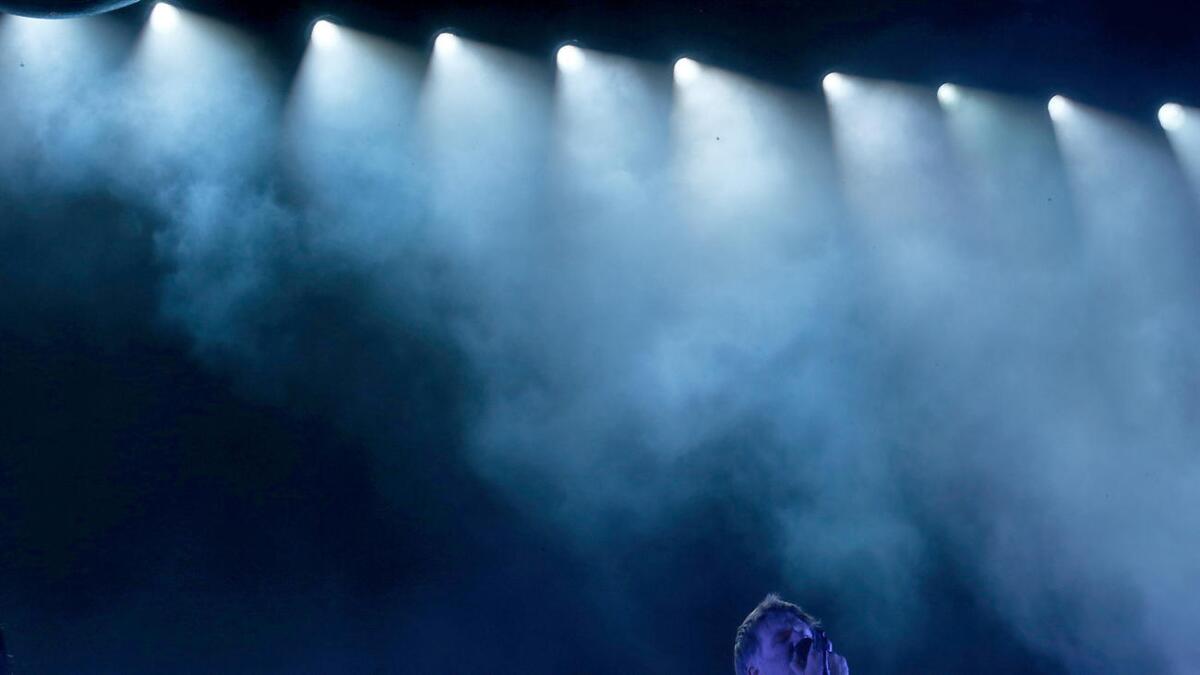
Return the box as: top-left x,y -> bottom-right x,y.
733,595 -> 848,675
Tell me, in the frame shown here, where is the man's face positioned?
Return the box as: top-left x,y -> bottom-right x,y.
747,612 -> 849,675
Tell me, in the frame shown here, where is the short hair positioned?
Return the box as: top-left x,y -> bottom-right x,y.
733,594 -> 820,675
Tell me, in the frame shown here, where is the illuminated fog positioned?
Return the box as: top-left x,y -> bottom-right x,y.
3,11 -> 1199,673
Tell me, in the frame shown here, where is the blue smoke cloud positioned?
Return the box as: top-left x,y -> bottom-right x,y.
3,12 -> 1200,673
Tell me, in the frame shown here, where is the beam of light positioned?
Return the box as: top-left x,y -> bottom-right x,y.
1047,96 -> 1197,267
671,63 -> 839,242
1051,97 -> 1195,282
1048,94 -> 1070,121
673,57 -> 699,85
672,69 -> 934,648
291,22 -> 424,114
131,5 -> 281,176
1160,104 -> 1200,200
556,43 -> 584,73
310,19 -> 339,48
936,98 -> 1200,675
555,49 -> 669,174
1159,103 -> 1186,131
937,83 -> 960,107
824,75 -> 978,257
939,88 -> 1077,257
418,38 -> 553,253
0,14 -> 129,190
150,2 -> 179,33
821,72 -> 847,97
434,31 -> 459,55
551,49 -> 672,264
285,24 -> 427,260
1039,110 -> 1200,664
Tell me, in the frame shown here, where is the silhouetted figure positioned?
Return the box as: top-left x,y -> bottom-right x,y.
733,595 -> 850,675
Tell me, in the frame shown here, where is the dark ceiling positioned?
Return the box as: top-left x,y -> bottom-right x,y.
57,0 -> 1199,118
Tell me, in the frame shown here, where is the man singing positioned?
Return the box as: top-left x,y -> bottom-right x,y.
733,595 -> 850,675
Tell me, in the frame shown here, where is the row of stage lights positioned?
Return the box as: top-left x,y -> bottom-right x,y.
144,2 -> 1190,132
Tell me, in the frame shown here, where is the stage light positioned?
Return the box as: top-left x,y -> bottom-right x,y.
557,44 -> 584,72
937,83 -> 960,107
434,31 -> 459,55
673,57 -> 699,85
822,72 -> 847,96
310,19 -> 339,48
150,2 -> 179,32
1159,103 -> 1185,131
1048,95 -> 1069,121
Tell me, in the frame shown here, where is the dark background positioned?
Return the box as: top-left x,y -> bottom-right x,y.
2,0 -> 1198,672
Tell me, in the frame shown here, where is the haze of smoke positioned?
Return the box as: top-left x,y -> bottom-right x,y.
3,14 -> 1200,672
